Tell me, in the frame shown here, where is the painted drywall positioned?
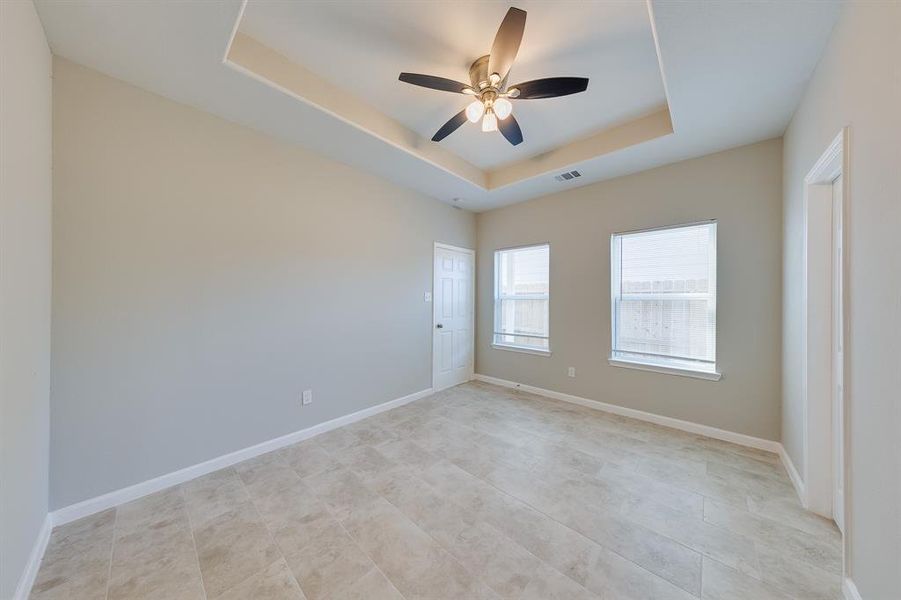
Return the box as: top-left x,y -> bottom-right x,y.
781,2 -> 900,596
476,139 -> 782,441
50,58 -> 475,509
0,1 -> 53,597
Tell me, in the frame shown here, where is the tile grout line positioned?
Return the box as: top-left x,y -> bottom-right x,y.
333,510 -> 410,600
103,508 -> 119,600
183,485 -> 210,600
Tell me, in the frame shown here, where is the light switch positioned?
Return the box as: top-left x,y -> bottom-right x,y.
424,292 -> 432,302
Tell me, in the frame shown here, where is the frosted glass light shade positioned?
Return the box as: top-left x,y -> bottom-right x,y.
482,110 -> 498,132
493,98 -> 513,120
465,100 -> 485,123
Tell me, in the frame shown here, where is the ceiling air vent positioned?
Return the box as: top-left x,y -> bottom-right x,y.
554,170 -> 582,182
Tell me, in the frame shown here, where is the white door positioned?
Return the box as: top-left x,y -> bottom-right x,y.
831,175 -> 845,533
433,244 -> 474,391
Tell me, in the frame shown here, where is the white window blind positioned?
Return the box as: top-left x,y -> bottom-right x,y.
494,244 -> 550,352
611,222 -> 717,374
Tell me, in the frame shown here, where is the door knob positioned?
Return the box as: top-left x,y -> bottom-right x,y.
436,324 -> 443,328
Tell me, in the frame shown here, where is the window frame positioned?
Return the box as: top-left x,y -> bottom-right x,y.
609,221 -> 721,381
492,243 -> 551,356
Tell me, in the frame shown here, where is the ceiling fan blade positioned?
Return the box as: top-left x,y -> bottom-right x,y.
511,77 -> 589,99
399,73 -> 471,94
488,7 -> 527,82
498,114 -> 523,146
432,109 -> 468,142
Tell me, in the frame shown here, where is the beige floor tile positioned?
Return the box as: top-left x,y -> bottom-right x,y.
326,567 -> 404,600
330,443 -> 399,482
183,467 -> 251,528
107,506 -> 204,600
30,511 -> 116,600
304,467 -> 382,521
107,553 -> 205,600
193,501 -> 282,598
701,557 -> 792,600
756,544 -> 843,599
622,497 -> 760,579
214,558 -> 306,600
235,452 -> 302,499
282,523 -> 375,600
518,562 -> 598,600
280,439 -> 342,479
251,480 -> 337,558
341,497 -> 495,600
747,494 -> 842,539
598,462 -> 705,517
703,498 -> 842,574
374,438 -> 441,470
115,486 -> 186,534
548,498 -> 704,595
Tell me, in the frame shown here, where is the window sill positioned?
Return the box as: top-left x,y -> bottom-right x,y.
608,357 -> 721,381
492,343 -> 552,357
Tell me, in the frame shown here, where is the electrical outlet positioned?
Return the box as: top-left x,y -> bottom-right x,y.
567,367 -> 576,378
302,390 -> 313,405
424,291 -> 432,302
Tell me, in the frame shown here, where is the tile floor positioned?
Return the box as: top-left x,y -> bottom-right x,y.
31,382 -> 842,599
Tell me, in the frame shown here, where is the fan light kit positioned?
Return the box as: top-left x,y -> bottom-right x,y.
399,7 -> 589,146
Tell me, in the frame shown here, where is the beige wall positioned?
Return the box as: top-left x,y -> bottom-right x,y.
782,2 -> 900,596
476,139 -> 783,441
0,0 -> 53,596
50,59 -> 475,509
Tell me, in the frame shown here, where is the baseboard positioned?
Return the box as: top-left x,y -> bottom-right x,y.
51,387 -> 432,527
12,514 -> 52,600
778,443 -> 807,506
473,374 -> 782,453
843,578 -> 862,600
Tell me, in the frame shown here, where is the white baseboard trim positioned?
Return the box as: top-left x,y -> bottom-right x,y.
13,514 -> 52,600
843,578 -> 862,600
51,387 -> 432,527
778,443 -> 807,506
473,374 -> 781,453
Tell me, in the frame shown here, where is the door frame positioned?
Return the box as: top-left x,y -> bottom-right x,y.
800,128 -> 850,549
432,242 -> 475,392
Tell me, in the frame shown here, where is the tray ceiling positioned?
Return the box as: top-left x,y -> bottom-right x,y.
238,1 -> 668,171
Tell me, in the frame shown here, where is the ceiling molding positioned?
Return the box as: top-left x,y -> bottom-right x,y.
487,106 -> 673,190
225,31 -> 486,189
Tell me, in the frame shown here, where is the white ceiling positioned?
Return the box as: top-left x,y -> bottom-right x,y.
34,0 -> 841,211
239,1 -> 667,170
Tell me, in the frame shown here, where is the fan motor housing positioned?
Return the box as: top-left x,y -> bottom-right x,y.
469,55 -> 491,90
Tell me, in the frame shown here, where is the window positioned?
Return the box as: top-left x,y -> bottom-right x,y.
493,244 -> 550,354
610,222 -> 719,379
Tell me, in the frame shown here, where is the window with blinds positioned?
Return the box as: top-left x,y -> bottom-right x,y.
493,244 -> 550,353
610,222 -> 717,375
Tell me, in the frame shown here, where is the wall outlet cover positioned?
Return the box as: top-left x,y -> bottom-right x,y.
302,390 -> 313,405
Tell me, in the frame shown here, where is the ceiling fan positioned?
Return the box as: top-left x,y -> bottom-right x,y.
398,7 -> 589,147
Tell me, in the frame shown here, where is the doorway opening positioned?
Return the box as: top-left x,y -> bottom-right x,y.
801,128 -> 848,537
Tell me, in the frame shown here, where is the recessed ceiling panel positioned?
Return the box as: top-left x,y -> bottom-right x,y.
239,0 -> 667,170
